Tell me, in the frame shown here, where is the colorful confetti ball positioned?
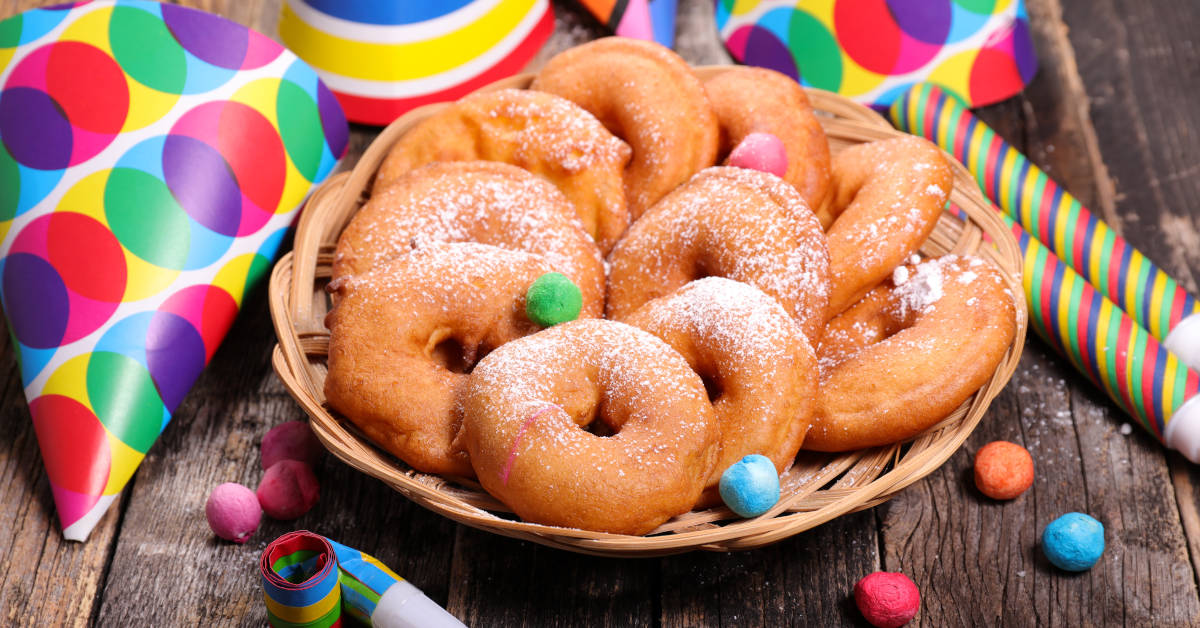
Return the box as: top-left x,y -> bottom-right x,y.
718,454 -> 780,517
973,440 -> 1034,500
205,482 -> 261,544
727,132 -> 787,178
1042,512 -> 1105,571
261,420 -> 324,469
854,571 -> 920,628
525,272 -> 582,327
256,460 -> 320,520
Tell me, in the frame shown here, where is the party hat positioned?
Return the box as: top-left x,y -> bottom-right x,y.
714,0 -> 1038,108
578,0 -> 678,47
278,0 -> 555,126
0,0 -> 348,540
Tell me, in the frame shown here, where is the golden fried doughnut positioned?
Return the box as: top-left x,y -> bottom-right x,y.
461,319 -> 719,534
822,136 -> 952,317
624,278 -> 817,507
332,161 -> 605,318
606,166 -> 830,342
531,37 -> 719,219
325,242 -> 567,476
374,89 -> 632,252
806,255 -> 1016,452
703,66 -> 832,214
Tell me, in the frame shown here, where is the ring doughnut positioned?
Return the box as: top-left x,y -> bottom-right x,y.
822,136 -> 952,317
374,89 -> 632,252
703,66 -> 832,214
332,161 -> 605,318
461,319 -> 719,534
531,37 -> 719,219
624,278 -> 817,507
325,242 -> 569,476
806,255 -> 1017,452
606,166 -> 830,342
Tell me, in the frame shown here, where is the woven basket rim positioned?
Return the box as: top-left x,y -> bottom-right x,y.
268,67 -> 1028,556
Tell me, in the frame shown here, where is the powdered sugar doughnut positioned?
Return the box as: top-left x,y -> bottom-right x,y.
375,89 -> 632,252
704,66 -> 832,214
807,256 -> 1017,451
325,242 -> 568,476
606,167 -> 830,343
823,137 -> 952,317
532,37 -> 719,219
461,319 -> 719,535
332,161 -> 605,318
624,278 -> 817,507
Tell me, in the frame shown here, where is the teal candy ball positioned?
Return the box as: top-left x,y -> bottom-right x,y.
718,454 -> 780,518
525,272 -> 582,327
1042,512 -> 1105,571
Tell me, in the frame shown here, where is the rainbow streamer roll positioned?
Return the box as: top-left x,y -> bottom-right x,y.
278,0 -> 555,126
261,532 -> 464,628
0,1 -> 347,541
890,84 -> 1200,371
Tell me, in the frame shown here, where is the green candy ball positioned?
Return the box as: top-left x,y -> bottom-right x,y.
525,272 -> 582,327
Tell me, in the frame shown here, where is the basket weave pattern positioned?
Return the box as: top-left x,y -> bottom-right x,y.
268,70 -> 1028,556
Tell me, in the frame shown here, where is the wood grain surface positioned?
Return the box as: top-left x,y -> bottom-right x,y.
1,0 -> 1198,625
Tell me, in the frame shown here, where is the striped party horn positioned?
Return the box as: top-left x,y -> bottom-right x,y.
261,532 -> 342,628
949,202 -> 1200,461
890,84 -> 1200,372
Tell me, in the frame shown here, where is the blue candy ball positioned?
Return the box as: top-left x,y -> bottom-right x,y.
718,454 -> 780,518
1042,512 -> 1105,571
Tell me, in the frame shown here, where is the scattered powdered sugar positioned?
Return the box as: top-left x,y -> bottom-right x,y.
893,257 -> 947,316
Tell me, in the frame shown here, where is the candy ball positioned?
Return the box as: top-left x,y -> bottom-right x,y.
718,454 -> 780,517
973,440 -> 1034,499
525,272 -> 583,327
257,460 -> 320,520
727,132 -> 788,178
205,482 -> 262,544
261,421 -> 324,470
854,572 -> 920,628
1042,512 -> 1105,571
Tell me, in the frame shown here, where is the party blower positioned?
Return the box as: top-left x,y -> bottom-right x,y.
0,1 -> 348,540
261,531 -> 465,628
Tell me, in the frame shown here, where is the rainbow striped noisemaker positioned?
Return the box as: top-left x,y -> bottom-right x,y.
279,0 -> 555,126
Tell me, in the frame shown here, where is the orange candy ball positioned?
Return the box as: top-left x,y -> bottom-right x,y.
973,441 -> 1034,500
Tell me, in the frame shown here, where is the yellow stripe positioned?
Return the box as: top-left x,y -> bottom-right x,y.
1125,252 -> 1144,328
936,98 -> 954,153
277,0 -> 534,81
1149,271 -> 1167,339
1019,164 -> 1037,233
997,148 -> 1017,211
968,122 -> 988,182
1088,222 -> 1107,295
363,554 -> 403,581
1163,353 -> 1178,422
1052,192 -> 1072,268
263,584 -> 340,625
1057,272 -> 1082,371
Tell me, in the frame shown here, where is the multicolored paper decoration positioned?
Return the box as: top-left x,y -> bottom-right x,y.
0,0 -> 348,540
262,531 -> 465,628
278,0 -> 555,126
578,0 -> 679,46
715,0 -> 1038,108
891,83 -> 1200,347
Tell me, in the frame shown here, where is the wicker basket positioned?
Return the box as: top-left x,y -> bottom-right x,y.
268,67 -> 1028,557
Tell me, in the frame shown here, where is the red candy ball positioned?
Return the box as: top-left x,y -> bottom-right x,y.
974,440 -> 1034,500
854,572 -> 920,628
261,420 -> 324,469
257,460 -> 320,520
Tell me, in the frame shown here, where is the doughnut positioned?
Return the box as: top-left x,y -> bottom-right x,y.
606,166 -> 830,343
374,89 -> 632,252
460,319 -> 719,534
324,241 -> 566,476
331,161 -> 605,318
822,136 -> 952,317
703,66 -> 832,214
531,37 -> 719,219
624,278 -> 817,507
806,255 -> 1017,451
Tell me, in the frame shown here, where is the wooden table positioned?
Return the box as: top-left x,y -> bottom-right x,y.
2,0 -> 1199,625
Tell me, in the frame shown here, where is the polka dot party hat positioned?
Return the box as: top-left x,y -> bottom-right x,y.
0,0 -> 348,541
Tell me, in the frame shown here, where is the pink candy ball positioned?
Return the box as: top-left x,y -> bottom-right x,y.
257,460 -> 320,520
854,572 -> 920,628
205,482 -> 262,544
727,132 -> 788,178
261,421 -> 324,470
